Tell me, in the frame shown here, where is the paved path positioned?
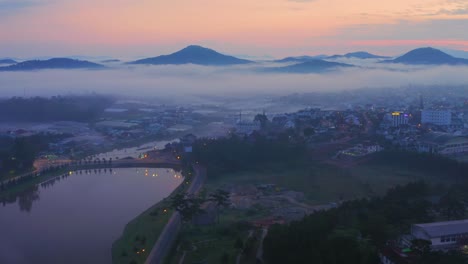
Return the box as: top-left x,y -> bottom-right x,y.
256,228 -> 268,263
236,230 -> 254,264
145,165 -> 207,264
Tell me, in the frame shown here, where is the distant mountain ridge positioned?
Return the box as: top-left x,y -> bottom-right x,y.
265,59 -> 353,73
327,51 -> 390,60
0,59 -> 17,65
128,45 -> 252,66
274,55 -> 328,63
0,58 -> 104,71
383,47 -> 468,65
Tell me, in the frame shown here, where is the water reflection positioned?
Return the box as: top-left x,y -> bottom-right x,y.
0,167 -> 182,212
0,167 -> 183,264
1,186 -> 40,213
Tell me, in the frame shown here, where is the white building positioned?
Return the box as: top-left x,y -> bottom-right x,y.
411,219 -> 468,250
422,110 -> 451,126
391,112 -> 409,127
418,133 -> 468,155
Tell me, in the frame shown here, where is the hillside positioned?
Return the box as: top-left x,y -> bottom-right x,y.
266,60 -> 353,73
383,47 -> 468,65
328,51 -> 389,60
128,45 -> 252,66
0,58 -> 104,71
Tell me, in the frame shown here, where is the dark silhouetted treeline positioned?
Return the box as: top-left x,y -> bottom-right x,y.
0,133 -> 69,178
264,182 -> 468,264
0,95 -> 113,122
369,150 -> 467,178
191,134 -> 306,178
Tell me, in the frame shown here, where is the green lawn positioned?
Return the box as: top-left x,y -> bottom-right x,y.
112,200 -> 174,264
112,174 -> 194,264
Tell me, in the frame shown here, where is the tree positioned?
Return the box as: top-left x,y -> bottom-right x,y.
220,252 -> 230,264
254,114 -> 269,130
411,239 -> 432,255
439,190 -> 466,220
209,189 -> 230,224
234,237 -> 244,250
170,192 -> 205,222
303,127 -> 315,137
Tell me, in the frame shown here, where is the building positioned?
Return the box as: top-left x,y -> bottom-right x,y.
180,134 -> 197,153
411,219 -> 468,250
421,110 -> 451,126
417,133 -> 468,155
235,121 -> 261,135
391,112 -> 409,127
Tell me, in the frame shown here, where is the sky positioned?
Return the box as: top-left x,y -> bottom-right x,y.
0,0 -> 467,58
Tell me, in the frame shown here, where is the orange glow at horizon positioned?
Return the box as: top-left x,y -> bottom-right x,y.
0,0 -> 467,56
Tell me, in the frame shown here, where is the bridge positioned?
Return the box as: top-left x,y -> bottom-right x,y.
0,152 -> 182,187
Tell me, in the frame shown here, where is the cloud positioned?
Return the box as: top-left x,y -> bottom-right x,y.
0,64 -> 467,105
436,8 -> 468,15
329,19 -> 468,54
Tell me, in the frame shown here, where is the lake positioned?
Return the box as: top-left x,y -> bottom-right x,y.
0,167 -> 183,264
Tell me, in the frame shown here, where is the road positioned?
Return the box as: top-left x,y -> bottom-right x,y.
145,165 -> 207,264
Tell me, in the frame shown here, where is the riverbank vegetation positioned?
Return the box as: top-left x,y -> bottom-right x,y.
112,166 -> 193,264
0,133 -> 70,180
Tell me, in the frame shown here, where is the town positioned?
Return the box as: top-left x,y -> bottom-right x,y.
1,85 -> 467,264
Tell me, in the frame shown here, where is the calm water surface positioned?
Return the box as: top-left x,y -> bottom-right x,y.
0,167 -> 182,264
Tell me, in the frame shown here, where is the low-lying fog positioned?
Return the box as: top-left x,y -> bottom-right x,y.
1,62 -> 467,103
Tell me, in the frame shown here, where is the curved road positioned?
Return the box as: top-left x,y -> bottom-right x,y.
145,165 -> 206,264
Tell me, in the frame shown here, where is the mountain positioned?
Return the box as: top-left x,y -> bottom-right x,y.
327,51 -> 389,60
274,55 -> 328,63
128,45 -> 252,66
383,47 -> 468,65
0,59 -> 17,65
0,58 -> 104,71
264,60 -> 353,73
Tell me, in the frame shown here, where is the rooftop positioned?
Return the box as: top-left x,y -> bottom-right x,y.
414,219 -> 468,238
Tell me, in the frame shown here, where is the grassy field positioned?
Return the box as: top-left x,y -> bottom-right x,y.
111,201 -> 174,264
112,178 -> 192,264
205,160 -> 448,204
166,208 -> 269,264
113,152 -> 460,264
